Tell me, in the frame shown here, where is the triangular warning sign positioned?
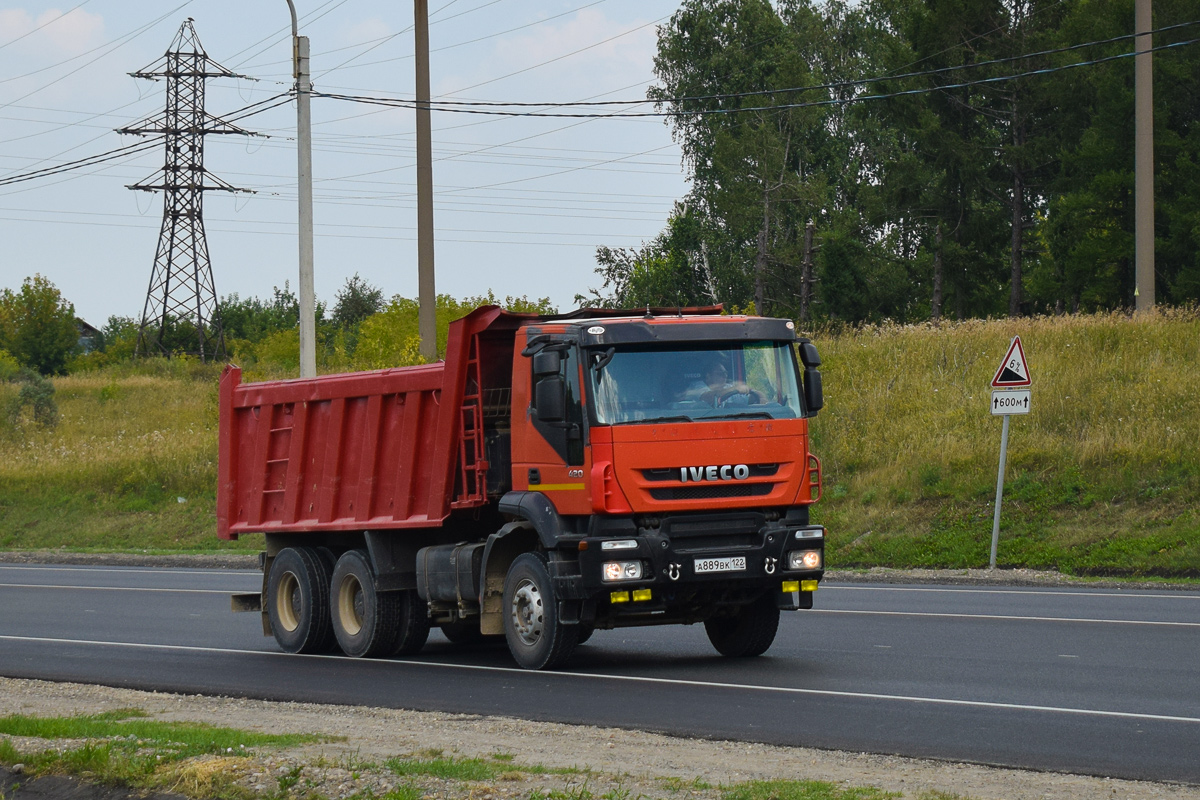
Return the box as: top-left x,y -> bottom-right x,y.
992,336 -> 1031,387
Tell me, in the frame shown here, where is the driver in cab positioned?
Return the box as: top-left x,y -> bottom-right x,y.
687,362 -> 757,407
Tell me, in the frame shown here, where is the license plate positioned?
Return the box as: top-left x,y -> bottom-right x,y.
694,556 -> 746,574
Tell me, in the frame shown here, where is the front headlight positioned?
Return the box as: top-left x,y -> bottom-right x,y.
788,550 -> 822,570
602,561 -> 643,582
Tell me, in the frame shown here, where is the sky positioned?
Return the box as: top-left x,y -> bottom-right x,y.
0,0 -> 690,326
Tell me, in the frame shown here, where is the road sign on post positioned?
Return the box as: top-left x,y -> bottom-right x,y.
989,336 -> 1032,569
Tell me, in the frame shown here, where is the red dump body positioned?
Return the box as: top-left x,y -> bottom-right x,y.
217,305 -> 524,540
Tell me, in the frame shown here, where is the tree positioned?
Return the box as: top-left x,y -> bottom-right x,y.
580,204 -> 729,309
221,283 -> 326,343
650,0 -> 830,316
331,273 -> 385,330
0,275 -> 79,375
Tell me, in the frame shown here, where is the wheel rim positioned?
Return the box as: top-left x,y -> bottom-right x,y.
510,578 -> 544,646
276,571 -> 301,632
337,574 -> 365,636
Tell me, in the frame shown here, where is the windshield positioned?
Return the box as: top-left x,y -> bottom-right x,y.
587,341 -> 804,424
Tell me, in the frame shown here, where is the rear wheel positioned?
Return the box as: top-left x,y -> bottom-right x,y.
389,589 -> 431,656
704,593 -> 780,657
266,547 -> 335,654
503,553 -> 578,670
331,550 -> 430,658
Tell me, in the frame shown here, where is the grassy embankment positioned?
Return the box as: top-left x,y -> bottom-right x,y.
0,310 -> 1196,577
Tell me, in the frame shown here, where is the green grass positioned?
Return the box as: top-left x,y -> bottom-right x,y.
0,710 -> 328,795
721,780 -> 899,800
2,310 -> 1198,577
385,755 -> 504,781
383,754 -> 580,781
0,709 -> 323,757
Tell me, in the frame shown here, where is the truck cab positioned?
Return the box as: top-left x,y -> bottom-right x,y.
490,309 -> 826,668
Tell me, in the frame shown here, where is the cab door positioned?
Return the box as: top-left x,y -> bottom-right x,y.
511,340 -> 592,514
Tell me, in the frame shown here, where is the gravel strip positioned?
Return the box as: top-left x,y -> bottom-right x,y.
1,677 -> 1198,800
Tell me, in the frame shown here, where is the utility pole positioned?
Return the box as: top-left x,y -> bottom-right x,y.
285,0 -> 317,378
1134,0 -> 1154,311
119,18 -> 252,361
415,0 -> 437,362
799,220 -> 814,323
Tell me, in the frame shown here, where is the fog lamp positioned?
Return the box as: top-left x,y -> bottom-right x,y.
602,561 -> 643,582
788,550 -> 823,570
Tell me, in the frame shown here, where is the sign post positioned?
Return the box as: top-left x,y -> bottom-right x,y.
989,336 -> 1032,569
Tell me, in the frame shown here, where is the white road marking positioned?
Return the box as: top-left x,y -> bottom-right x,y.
0,583 -> 236,595
1,633 -> 1198,725
825,584 -> 1200,600
0,565 -> 252,576
811,608 -> 1200,627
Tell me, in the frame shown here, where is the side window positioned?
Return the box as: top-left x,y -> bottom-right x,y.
530,345 -> 584,466
743,345 -> 777,403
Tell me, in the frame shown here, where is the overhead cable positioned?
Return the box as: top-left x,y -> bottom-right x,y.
312,36 -> 1200,119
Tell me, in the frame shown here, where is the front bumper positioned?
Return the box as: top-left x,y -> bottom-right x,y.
567,515 -> 825,610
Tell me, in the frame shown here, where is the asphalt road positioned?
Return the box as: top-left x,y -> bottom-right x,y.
1,564 -> 1198,784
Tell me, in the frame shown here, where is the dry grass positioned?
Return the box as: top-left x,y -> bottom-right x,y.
807,308 -> 1200,575
0,362 -> 235,552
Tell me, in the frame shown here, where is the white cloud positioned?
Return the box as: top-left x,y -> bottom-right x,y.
0,6 -> 105,54
40,6 -> 104,52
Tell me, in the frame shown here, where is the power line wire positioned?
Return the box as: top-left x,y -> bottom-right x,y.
0,2 -> 192,93
312,36 -> 1200,119
0,94 -> 288,186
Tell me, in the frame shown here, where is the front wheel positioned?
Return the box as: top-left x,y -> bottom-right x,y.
503,553 -> 578,670
704,593 -> 780,657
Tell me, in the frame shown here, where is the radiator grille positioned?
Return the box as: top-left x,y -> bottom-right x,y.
649,483 -> 775,501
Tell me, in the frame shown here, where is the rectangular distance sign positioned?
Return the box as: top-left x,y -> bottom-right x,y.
991,389 -> 1031,415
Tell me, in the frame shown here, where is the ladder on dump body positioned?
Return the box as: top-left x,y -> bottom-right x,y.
452,334 -> 487,508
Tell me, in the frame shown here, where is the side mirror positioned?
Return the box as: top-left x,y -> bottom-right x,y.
804,368 -> 823,416
798,341 -> 821,368
535,375 -> 566,422
532,350 -> 561,377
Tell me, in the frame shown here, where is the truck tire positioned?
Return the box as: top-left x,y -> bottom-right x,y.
389,590 -> 431,657
331,550 -> 427,658
267,547 -> 336,654
503,553 -> 579,670
704,593 -> 780,658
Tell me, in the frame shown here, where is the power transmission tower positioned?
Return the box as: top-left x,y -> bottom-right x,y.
118,18 -> 253,361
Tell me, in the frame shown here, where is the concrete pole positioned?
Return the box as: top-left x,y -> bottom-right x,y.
1134,0 -> 1154,312
286,1 -> 317,378
415,0 -> 437,362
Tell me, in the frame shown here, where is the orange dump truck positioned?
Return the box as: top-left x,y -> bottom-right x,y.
219,305 -> 826,669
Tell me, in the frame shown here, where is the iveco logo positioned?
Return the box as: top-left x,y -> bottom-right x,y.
680,464 -> 750,482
